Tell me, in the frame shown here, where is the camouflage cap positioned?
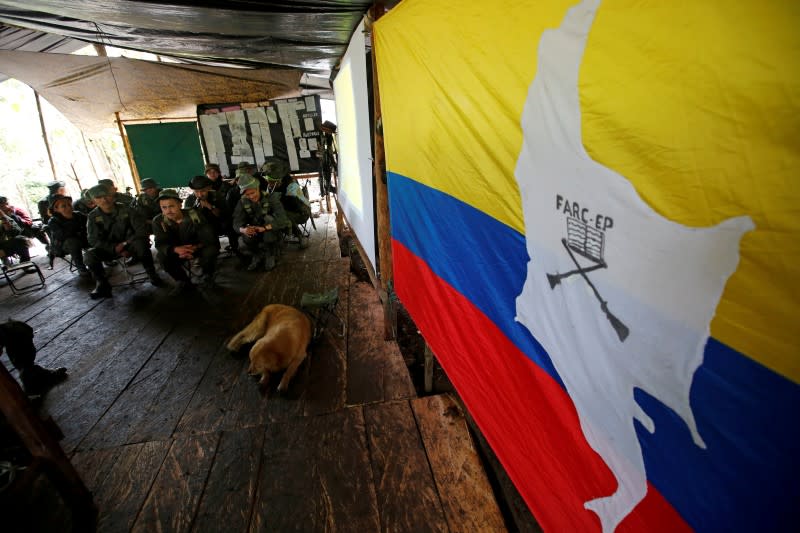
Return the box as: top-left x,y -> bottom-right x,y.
49,194 -> 72,209
88,184 -> 111,199
204,162 -> 220,173
140,178 -> 159,189
98,178 -> 114,188
157,189 -> 181,202
0,196 -> 8,205
46,180 -> 66,192
188,175 -> 213,190
81,189 -> 94,201
238,175 -> 260,192
236,161 -> 254,170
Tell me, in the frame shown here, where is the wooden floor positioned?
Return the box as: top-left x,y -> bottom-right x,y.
1,212 -> 506,532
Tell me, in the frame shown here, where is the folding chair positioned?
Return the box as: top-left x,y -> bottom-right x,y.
301,287 -> 345,339
116,257 -> 150,285
1,261 -> 45,295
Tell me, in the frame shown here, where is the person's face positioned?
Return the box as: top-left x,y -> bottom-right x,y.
94,194 -> 114,212
195,187 -> 212,200
160,199 -> 182,221
85,198 -> 96,208
54,187 -> 66,196
0,203 -> 10,214
243,188 -> 260,202
52,199 -> 74,219
144,186 -> 158,198
206,168 -> 220,181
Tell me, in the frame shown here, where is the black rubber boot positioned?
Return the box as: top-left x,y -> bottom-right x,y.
90,280 -> 112,299
147,270 -> 165,287
20,365 -> 68,396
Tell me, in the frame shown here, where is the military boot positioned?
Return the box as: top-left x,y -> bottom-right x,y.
247,253 -> 264,271
20,365 -> 68,396
147,269 -> 165,287
263,254 -> 276,272
90,280 -> 112,299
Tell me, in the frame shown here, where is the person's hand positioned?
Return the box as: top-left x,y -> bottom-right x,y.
114,241 -> 128,255
174,245 -> 195,259
258,224 -> 271,232
242,226 -> 257,237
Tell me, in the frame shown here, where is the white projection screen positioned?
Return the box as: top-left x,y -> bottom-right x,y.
333,19 -> 376,272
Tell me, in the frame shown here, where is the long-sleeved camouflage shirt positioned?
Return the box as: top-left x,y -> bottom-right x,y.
152,209 -> 218,258
87,203 -> 148,254
233,190 -> 290,233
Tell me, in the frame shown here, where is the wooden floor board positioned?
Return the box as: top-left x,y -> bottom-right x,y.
132,433 -> 220,533
191,427 -> 266,532
412,394 -> 506,532
93,440 -> 172,533
250,406 -> 381,532
364,400 -> 449,533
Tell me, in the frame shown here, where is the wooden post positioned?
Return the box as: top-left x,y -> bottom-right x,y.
33,91 -> 57,180
92,43 -> 107,57
115,112 -> 140,192
369,3 -> 395,340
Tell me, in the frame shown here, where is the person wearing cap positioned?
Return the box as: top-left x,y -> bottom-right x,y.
72,189 -> 96,216
183,175 -> 229,238
46,194 -> 90,275
37,180 -> 66,222
232,174 -> 291,271
84,184 -> 164,299
98,178 -> 134,207
264,158 -> 311,249
204,162 -> 233,195
153,189 -> 219,293
132,177 -> 162,224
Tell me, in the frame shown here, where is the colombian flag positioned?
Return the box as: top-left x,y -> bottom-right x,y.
376,1 -> 799,531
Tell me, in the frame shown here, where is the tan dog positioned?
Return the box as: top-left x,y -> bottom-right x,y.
227,304 -> 312,392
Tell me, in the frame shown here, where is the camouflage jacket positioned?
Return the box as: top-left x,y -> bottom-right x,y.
47,211 -> 88,251
233,190 -> 290,233
87,203 -> 148,253
152,209 -> 218,258
132,191 -> 162,223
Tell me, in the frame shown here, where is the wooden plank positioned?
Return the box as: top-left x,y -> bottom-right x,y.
93,440 -> 172,533
70,446 -> 120,493
40,296 -> 172,452
304,257 -> 349,416
126,329 -> 226,443
411,394 -> 506,532
364,401 -> 448,533
174,347 -> 245,435
191,427 -> 265,532
132,433 -> 220,533
250,406 -> 380,532
347,280 -> 415,405
466,412 -> 543,533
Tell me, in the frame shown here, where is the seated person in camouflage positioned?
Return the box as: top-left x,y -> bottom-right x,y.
132,177 -> 162,225
263,159 -> 312,249
0,196 -> 49,248
98,178 -> 134,206
37,180 -> 66,222
72,189 -> 96,216
84,184 -> 164,299
0,208 -> 30,263
233,174 -> 290,271
46,194 -> 90,275
153,189 -> 220,292
183,175 -> 228,238
204,162 -> 233,196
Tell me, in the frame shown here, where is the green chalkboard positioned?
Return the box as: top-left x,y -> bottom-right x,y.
125,122 -> 205,189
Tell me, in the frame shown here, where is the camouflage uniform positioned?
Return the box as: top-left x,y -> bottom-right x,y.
85,200 -> 158,284
153,205 -> 219,285
133,190 -> 162,224
47,202 -> 89,272
233,177 -> 290,271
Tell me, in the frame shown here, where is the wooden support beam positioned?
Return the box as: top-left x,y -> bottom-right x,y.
33,90 -> 57,180
81,132 -> 100,183
424,343 -> 435,393
115,112 -> 140,192
369,2 -> 395,340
